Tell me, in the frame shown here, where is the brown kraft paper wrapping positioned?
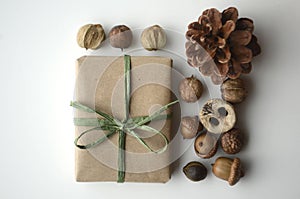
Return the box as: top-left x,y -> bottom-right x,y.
74,56 -> 173,183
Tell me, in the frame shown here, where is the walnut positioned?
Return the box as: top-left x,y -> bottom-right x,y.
221,128 -> 243,154
221,78 -> 247,103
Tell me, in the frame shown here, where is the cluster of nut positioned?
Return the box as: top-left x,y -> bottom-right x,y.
180,56 -> 248,186
182,99 -> 245,185
77,24 -> 167,51
182,7 -> 258,186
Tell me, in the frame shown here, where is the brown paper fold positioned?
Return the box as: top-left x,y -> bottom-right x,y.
74,56 -> 173,183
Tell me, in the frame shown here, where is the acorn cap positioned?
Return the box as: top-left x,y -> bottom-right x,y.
221,128 -> 243,154
194,132 -> 218,159
228,158 -> 242,186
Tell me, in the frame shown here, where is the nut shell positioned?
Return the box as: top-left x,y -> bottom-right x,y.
183,161 -> 207,182
221,78 -> 247,103
199,99 -> 236,134
194,132 -> 218,159
109,25 -> 133,49
179,76 -> 203,103
221,128 -> 243,154
141,25 -> 167,51
77,24 -> 105,50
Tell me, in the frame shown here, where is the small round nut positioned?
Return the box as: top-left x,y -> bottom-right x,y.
179,76 -> 203,103
221,78 -> 247,103
140,25 -> 167,51
77,24 -> 105,50
180,116 -> 203,139
221,128 -> 243,154
194,132 -> 218,159
212,157 -> 244,186
109,25 -> 133,49
199,98 -> 236,134
183,161 -> 207,182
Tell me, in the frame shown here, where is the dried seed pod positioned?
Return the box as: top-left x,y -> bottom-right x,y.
140,25 -> 167,51
221,78 -> 247,103
194,132 -> 218,159
221,128 -> 243,154
77,24 -> 105,50
199,99 -> 236,134
179,76 -> 203,103
109,25 -> 133,50
212,157 -> 244,186
180,116 -> 203,139
183,161 -> 207,182
185,7 -> 261,84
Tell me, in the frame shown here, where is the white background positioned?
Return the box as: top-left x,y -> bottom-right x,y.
1,0 -> 300,198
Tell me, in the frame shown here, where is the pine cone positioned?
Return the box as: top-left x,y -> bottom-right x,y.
186,7 -> 261,84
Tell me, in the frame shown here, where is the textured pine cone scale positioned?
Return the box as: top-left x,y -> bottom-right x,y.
185,7 -> 261,84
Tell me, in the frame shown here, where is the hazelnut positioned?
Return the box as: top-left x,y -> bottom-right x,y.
212,157 -> 244,186
194,132 -> 218,159
109,25 -> 133,50
179,76 -> 203,103
221,128 -> 243,154
140,25 -> 166,51
77,24 -> 105,50
221,78 -> 247,103
180,116 -> 203,139
183,161 -> 207,182
199,98 -> 236,134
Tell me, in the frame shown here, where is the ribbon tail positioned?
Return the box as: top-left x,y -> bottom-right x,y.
117,130 -> 126,183
73,118 -> 102,127
130,114 -> 171,125
70,101 -> 115,123
127,126 -> 168,154
136,100 -> 179,126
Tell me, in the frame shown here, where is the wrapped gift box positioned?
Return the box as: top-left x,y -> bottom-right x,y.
74,56 -> 173,183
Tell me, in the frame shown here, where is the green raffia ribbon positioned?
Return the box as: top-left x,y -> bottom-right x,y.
71,55 -> 178,183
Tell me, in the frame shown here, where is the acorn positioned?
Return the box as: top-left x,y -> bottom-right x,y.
212,157 -> 244,186
180,116 -> 203,139
221,128 -> 243,154
194,132 -> 218,159
183,161 -> 207,182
